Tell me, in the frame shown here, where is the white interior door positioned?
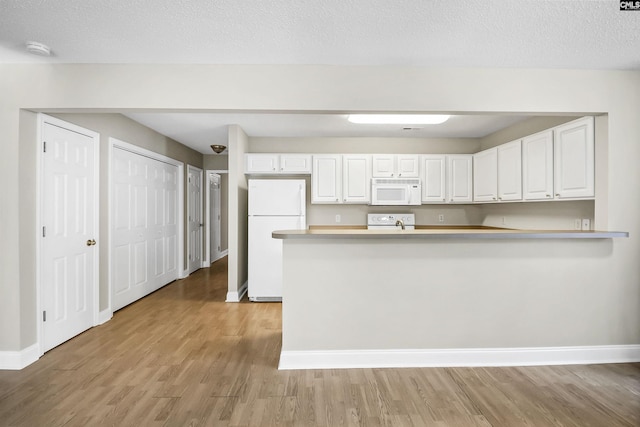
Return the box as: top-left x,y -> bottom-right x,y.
112,146 -> 179,311
209,174 -> 222,262
188,165 -> 203,273
41,118 -> 98,352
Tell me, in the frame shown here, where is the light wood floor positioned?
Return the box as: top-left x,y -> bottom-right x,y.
1,257 -> 639,426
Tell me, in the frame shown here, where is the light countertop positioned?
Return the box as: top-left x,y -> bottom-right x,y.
273,226 -> 629,240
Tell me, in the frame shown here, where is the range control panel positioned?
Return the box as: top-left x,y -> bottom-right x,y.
367,213 -> 416,228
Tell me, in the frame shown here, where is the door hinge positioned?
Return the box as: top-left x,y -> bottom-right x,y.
43,141 -> 47,153
43,311 -> 47,322
42,226 -> 46,237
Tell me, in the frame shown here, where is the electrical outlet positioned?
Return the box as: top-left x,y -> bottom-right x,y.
438,214 -> 444,223
335,214 -> 341,223
581,218 -> 591,230
574,219 -> 582,230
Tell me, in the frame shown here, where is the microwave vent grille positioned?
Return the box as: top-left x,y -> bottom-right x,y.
372,178 -> 421,185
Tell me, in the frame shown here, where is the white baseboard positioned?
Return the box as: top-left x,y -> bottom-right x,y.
278,345 -> 640,370
0,343 -> 40,370
211,250 -> 228,263
226,281 -> 248,302
98,309 -> 112,325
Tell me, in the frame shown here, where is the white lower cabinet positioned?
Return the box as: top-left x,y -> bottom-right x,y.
522,130 -> 554,201
554,116 -> 595,199
447,155 -> 473,203
473,148 -> 498,202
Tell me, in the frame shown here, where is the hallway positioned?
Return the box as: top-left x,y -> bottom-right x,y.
0,258 -> 638,426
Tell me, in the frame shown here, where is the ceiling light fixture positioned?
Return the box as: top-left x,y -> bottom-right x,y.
210,144 -> 227,154
348,114 -> 450,125
25,41 -> 51,56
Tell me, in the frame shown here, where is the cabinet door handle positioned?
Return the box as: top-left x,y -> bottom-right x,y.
546,194 -> 551,198
555,193 -> 560,197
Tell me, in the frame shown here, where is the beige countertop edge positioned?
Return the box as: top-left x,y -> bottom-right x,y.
273,229 -> 629,240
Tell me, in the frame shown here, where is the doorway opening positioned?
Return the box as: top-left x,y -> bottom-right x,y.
205,170 -> 229,266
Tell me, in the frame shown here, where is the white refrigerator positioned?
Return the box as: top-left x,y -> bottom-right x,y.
248,179 -> 306,301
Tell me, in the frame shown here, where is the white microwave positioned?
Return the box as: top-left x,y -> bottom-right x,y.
370,178 -> 422,206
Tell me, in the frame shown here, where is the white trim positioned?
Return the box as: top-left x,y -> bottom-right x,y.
98,309 -> 113,325
0,344 -> 41,370
37,114 -> 100,356
278,345 -> 640,370
187,164 -> 204,275
108,138 -> 185,310
211,249 -> 229,263
226,281 -> 248,302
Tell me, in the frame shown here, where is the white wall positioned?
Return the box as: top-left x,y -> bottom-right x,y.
0,64 -> 638,354
249,136 -> 479,154
227,125 -> 249,300
50,113 -> 203,306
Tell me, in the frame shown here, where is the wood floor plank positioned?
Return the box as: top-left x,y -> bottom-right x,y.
1,256 -> 638,426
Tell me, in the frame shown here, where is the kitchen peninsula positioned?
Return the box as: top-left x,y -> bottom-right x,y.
275,227 -> 631,370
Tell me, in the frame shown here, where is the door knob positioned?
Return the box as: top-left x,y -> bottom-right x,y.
86,239 -> 96,246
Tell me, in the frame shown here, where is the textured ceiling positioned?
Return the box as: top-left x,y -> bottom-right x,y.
2,1 -> 638,151
1,0 -> 639,69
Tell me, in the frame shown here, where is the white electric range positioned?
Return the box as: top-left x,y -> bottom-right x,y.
367,213 -> 415,230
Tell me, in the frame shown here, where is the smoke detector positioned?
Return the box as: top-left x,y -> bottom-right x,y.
26,41 -> 51,56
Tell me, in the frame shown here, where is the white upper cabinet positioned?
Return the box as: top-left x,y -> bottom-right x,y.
497,140 -> 522,201
473,148 -> 498,202
396,155 -> 420,177
522,130 -> 554,201
311,155 -> 342,203
245,153 -> 279,173
447,155 -> 473,203
245,153 -> 311,174
421,155 -> 447,203
553,117 -> 595,199
342,155 -> 371,204
372,154 -> 420,178
280,154 -> 312,174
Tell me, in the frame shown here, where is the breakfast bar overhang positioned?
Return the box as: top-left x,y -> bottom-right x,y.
273,228 -> 635,370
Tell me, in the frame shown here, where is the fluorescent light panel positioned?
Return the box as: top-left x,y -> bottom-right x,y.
348,114 -> 450,125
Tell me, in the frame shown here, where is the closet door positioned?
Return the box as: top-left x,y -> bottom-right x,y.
112,147 -> 179,311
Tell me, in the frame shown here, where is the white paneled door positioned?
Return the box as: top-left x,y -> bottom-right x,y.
188,165 -> 203,274
41,118 -> 99,352
112,145 -> 179,311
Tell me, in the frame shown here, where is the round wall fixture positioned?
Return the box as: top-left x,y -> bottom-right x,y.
26,41 -> 51,56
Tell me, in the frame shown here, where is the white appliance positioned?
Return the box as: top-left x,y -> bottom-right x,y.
370,178 -> 422,206
248,179 -> 306,301
367,213 -> 416,230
